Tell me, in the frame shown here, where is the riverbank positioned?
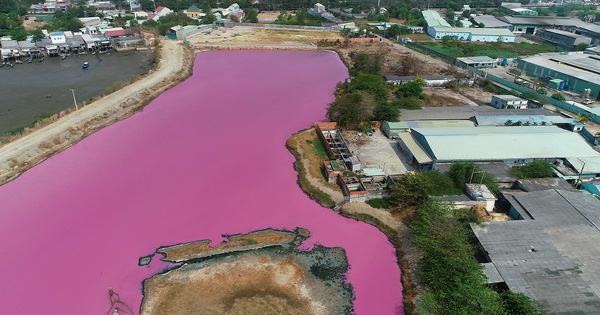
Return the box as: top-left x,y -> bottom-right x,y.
0,51 -> 151,136
0,40 -> 194,186
286,128 -> 421,315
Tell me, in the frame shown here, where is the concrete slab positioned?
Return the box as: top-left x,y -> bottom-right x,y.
343,129 -> 415,175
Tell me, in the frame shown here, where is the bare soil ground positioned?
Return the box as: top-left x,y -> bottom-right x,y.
142,254 -> 321,315
0,41 -> 194,185
23,17 -> 46,31
187,26 -> 342,48
331,40 -> 445,76
422,87 -> 479,107
157,229 -> 297,262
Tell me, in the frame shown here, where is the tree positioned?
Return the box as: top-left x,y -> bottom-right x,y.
511,160 -> 555,178
501,291 -> 546,315
31,27 -> 45,42
326,91 -> 376,127
391,97 -> 422,110
387,24 -> 401,37
448,161 -> 500,193
203,11 -> 216,24
575,43 -> 589,51
10,28 -> 27,41
390,173 -> 432,209
396,81 -> 423,98
373,102 -> 399,121
410,200 -> 508,315
245,8 -> 258,23
349,73 -> 388,102
551,93 -> 565,101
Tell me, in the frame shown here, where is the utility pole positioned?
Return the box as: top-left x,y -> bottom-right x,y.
70,89 -> 79,112
576,159 -> 586,188
71,88 -> 82,125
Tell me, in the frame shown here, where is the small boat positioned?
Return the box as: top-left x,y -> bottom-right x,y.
26,58 -> 32,63
61,55 -> 66,60
83,61 -> 89,69
39,57 -> 45,62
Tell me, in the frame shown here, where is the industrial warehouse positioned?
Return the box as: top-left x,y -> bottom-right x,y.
398,126 -> 600,176
517,52 -> 600,101
472,189 -> 600,314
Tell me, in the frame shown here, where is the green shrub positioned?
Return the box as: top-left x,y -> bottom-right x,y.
366,198 -> 391,209
511,160 -> 555,179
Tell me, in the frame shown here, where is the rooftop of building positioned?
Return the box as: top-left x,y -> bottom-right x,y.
498,15 -> 586,27
385,75 -> 454,81
520,52 -> 600,85
472,15 -> 511,28
422,10 -> 452,28
516,177 -> 576,192
471,189 -> 600,313
385,120 -> 475,130
542,28 -> 589,39
457,56 -> 498,64
410,126 -> 600,162
474,115 -> 565,126
399,106 -> 560,121
431,27 -> 515,36
493,94 -> 526,101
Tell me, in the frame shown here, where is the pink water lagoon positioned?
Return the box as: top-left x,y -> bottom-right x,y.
0,50 -> 403,314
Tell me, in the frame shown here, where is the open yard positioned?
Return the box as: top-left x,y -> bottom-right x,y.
343,129 -> 414,175
415,41 -> 561,58
187,26 -> 342,47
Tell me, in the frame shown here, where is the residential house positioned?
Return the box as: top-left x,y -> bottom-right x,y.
186,6 -> 201,19
491,95 -> 529,109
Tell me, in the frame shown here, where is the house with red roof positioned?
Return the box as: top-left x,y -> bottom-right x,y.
153,6 -> 173,21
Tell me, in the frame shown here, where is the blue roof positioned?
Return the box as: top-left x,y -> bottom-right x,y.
50,31 -> 64,36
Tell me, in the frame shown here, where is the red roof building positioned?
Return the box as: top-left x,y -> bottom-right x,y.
105,29 -> 132,38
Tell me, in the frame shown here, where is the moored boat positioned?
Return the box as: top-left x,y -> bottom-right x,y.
83,61 -> 89,69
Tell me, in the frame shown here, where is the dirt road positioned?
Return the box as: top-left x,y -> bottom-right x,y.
0,40 -> 191,185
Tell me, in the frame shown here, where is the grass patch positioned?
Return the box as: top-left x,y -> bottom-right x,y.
310,136 -> 330,160
416,41 -> 560,58
287,133 -> 336,208
366,198 -> 391,209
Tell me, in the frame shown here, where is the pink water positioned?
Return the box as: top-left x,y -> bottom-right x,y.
0,50 -> 403,314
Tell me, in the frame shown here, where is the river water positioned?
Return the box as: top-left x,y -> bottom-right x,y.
0,50 -> 403,314
0,51 -> 150,136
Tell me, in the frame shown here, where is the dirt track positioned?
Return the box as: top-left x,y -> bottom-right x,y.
0,40 -> 191,185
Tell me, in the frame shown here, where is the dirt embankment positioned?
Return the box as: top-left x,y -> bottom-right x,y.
0,40 -> 195,186
286,128 -> 420,315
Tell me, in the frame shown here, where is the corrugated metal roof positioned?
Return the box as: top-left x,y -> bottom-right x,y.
494,94 -> 524,101
472,15 -> 511,28
474,115 -> 556,126
432,27 -> 515,36
412,126 -> 600,162
422,10 -> 451,28
565,156 -> 600,174
471,190 -> 600,313
363,168 -> 386,177
398,133 -> 433,163
399,106 -> 560,121
386,120 -> 475,130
